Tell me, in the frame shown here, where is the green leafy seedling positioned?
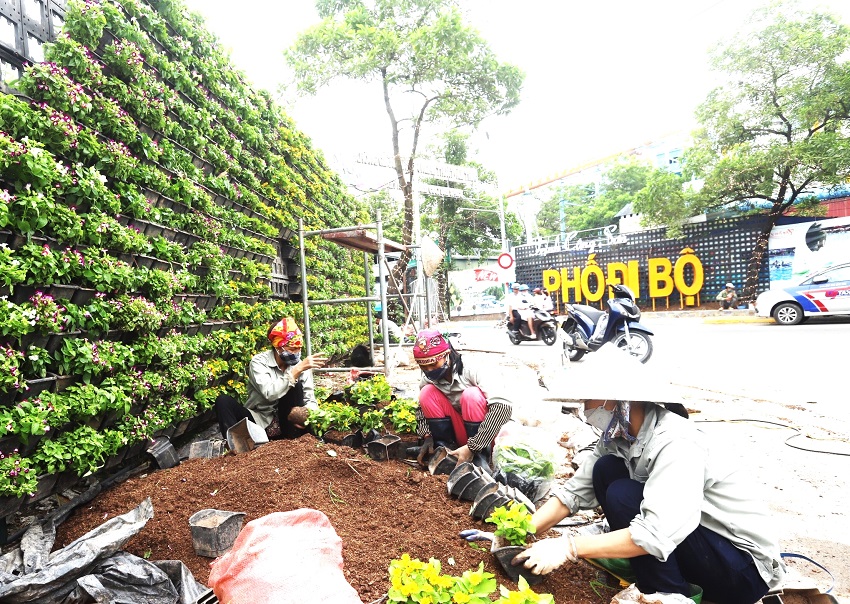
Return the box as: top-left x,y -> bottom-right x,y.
486,502 -> 536,547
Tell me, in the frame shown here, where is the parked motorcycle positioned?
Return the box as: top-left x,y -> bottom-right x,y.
557,284 -> 654,363
507,306 -> 558,346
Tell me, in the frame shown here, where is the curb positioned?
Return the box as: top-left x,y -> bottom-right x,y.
702,316 -> 774,324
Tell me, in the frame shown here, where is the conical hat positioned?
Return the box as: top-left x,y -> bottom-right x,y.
421,237 -> 444,277
549,346 -> 682,405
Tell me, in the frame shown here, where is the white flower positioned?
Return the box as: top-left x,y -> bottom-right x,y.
29,147 -> 43,157
98,174 -> 108,184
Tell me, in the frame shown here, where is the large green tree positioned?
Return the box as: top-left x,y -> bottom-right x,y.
637,4 -> 850,301
285,0 -> 524,285
538,157 -> 653,237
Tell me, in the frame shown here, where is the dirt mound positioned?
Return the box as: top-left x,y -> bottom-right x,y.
55,435 -> 611,603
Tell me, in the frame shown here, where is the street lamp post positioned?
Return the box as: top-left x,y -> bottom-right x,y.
559,199 -> 583,244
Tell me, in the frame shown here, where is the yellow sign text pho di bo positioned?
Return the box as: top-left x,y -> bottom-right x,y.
542,250 -> 704,303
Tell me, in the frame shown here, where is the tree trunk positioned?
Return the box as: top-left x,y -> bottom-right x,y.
742,212 -> 780,303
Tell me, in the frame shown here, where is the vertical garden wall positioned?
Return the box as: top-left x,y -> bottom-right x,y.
0,0 -> 369,510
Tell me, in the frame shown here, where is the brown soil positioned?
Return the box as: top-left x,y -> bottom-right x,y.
54,435 -> 613,603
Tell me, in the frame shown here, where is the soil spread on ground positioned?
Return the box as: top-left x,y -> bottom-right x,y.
55,435 -> 612,603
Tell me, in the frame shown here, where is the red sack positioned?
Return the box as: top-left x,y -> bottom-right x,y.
208,508 -> 363,604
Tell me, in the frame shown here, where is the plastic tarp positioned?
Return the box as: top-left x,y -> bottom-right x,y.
208,508 -> 363,604
0,498 -> 207,604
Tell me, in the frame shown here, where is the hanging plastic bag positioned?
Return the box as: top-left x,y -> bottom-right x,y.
493,423 -> 566,502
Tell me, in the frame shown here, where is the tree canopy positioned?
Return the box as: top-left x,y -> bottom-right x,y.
637,3 -> 850,299
420,131 -> 522,258
537,157 -> 654,237
286,0 -> 524,286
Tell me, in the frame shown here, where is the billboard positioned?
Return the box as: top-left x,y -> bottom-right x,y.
767,216 -> 850,286
448,265 -> 507,316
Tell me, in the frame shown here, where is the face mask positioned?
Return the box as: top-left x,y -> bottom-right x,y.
423,363 -> 450,381
277,349 -> 302,366
584,406 -> 614,432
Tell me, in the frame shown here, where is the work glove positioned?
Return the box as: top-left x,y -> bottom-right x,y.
512,533 -> 578,575
416,436 -> 435,467
459,529 -> 494,542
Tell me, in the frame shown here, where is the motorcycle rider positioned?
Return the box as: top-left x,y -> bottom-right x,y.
505,283 -> 525,332
533,287 -> 554,312
516,284 -> 536,338
509,349 -> 785,604
412,328 -> 513,474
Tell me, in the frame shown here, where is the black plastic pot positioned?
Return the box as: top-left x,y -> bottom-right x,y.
45,331 -> 82,356
0,495 -> 23,518
469,483 -> 506,520
46,283 -> 78,302
31,474 -> 58,504
427,447 -> 458,475
71,288 -> 98,306
54,470 -> 80,494
189,509 -> 246,558
323,430 -> 363,449
147,436 -> 180,469
17,332 -> 49,350
23,375 -> 57,400
366,434 -> 404,461
10,285 -> 36,304
188,439 -> 227,459
490,535 -> 544,585
53,374 -> 76,392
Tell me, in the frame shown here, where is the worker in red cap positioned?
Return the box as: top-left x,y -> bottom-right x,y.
412,328 -> 513,473
214,317 -> 327,441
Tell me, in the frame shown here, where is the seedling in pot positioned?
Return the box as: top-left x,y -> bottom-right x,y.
487,502 -> 536,547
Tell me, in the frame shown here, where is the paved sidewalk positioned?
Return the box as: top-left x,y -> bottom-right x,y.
641,308 -> 774,324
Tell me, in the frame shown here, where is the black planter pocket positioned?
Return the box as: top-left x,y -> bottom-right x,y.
0,495 -> 23,518
366,434 -> 404,461
72,288 -> 98,306
11,285 -> 37,304
323,430 -> 363,449
31,474 -> 58,504
23,375 -> 57,399
18,332 -> 49,350
490,536 -> 544,585
45,331 -> 82,356
46,283 -> 78,302
54,374 -> 76,392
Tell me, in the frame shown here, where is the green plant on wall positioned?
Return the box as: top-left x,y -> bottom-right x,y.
0,0 -> 376,501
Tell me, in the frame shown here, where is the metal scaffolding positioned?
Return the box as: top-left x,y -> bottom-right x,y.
297,212 -> 407,380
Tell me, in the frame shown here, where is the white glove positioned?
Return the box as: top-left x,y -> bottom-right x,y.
512,533 -> 578,575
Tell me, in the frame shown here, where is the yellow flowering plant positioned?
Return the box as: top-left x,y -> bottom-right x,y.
451,563 -> 497,603
494,576 -> 554,604
387,555 -> 496,604
387,554 -> 454,603
384,397 -> 418,433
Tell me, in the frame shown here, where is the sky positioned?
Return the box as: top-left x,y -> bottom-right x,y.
181,0 -> 850,196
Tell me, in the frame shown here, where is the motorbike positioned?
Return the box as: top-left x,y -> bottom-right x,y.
507,306 -> 559,346
556,283 -> 654,363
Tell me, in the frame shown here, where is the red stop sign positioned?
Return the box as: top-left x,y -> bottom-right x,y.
497,252 -> 514,269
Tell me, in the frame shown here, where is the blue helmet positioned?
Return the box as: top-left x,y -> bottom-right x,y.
519,284 -> 529,291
